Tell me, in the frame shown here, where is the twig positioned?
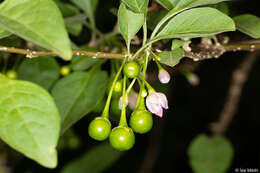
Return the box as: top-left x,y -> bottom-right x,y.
1,41 -> 260,60
0,46 -> 125,59
210,51 -> 259,135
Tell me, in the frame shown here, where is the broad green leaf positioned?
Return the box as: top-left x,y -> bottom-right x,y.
122,0 -> 149,14
171,39 -> 185,50
17,56 -> 60,90
147,10 -> 168,30
55,0 -> 83,36
55,0 -> 80,18
61,142 -> 124,173
71,45 -> 102,71
0,0 -> 72,60
51,69 -> 108,134
188,134 -> 234,173
66,23 -> 83,36
71,0 -> 99,25
154,7 -> 235,41
158,48 -> 184,67
174,0 -> 228,10
118,3 -> 144,49
156,0 -> 180,10
0,28 -> 11,39
211,2 -> 229,15
150,0 -> 228,39
0,74 -> 60,168
233,14 -> 260,39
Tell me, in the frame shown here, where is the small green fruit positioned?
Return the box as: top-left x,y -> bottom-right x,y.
109,126 -> 135,151
88,117 -> 111,141
60,66 -> 71,76
6,70 -> 17,80
130,110 -> 153,134
123,61 -> 140,78
114,81 -> 122,93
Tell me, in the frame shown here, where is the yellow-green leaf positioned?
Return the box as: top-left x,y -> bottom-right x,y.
0,0 -> 72,60
0,74 -> 60,168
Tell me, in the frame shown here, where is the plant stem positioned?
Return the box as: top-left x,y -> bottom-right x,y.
1,41 -> 260,60
135,78 -> 146,110
142,20 -> 148,47
102,58 -> 126,118
144,80 -> 155,94
119,76 -> 128,127
0,46 -> 125,59
126,78 -> 137,95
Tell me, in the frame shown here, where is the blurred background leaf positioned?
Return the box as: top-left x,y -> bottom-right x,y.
188,134 -> 234,173
61,142 -> 124,173
17,56 -> 60,90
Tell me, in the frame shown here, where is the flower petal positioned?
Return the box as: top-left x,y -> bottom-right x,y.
157,93 -> 168,109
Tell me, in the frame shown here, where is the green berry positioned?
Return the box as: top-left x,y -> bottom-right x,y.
6,70 -> 17,80
130,110 -> 153,134
113,81 -> 122,93
109,126 -> 135,151
88,117 -> 111,141
123,61 -> 140,78
60,66 -> 71,76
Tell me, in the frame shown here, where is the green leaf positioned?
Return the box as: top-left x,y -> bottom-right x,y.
156,0 -> 180,10
233,14 -> 260,39
158,48 -> 184,67
17,56 -> 60,90
0,28 -> 11,39
118,3 -> 144,49
174,0 -> 228,10
0,0 -> 72,60
66,23 -> 83,36
51,69 -> 108,134
188,134 -> 234,173
71,0 -> 99,25
211,2 -> 229,15
54,0 -> 83,36
61,142 -> 124,173
154,7 -> 235,41
55,0 -> 80,18
171,39 -> 185,50
147,10 -> 168,30
0,74 -> 60,168
71,45 -> 102,71
121,0 -> 149,14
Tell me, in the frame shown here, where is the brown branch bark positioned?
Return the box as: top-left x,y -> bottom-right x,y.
0,46 -> 125,60
1,40 -> 260,60
210,51 -> 259,135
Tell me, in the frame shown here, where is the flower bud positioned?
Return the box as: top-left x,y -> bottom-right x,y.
187,73 -> 200,86
158,69 -> 171,84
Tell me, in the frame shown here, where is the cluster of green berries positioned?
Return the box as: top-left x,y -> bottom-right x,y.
4,65 -> 71,80
88,61 -> 153,151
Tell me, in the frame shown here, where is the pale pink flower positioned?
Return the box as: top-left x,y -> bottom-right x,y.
118,91 -> 138,110
158,69 -> 170,84
128,91 -> 138,110
118,96 -> 128,110
187,73 -> 200,86
146,92 -> 168,117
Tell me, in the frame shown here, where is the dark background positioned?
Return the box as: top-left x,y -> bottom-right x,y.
3,0 -> 259,172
